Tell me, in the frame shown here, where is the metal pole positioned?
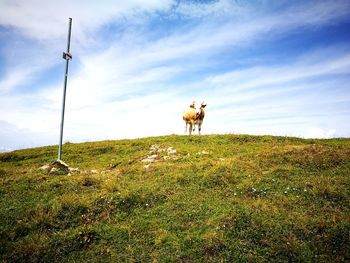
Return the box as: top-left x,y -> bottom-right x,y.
58,18 -> 72,160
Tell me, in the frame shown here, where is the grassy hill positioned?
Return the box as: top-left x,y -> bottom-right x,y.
0,134 -> 349,262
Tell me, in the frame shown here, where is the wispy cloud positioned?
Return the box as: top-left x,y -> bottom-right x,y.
0,0 -> 175,41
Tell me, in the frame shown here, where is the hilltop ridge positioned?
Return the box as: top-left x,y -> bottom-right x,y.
0,134 -> 349,262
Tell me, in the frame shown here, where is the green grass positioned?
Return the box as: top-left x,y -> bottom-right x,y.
0,134 -> 349,262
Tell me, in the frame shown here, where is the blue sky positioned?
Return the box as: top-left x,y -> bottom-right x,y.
1,0 -> 350,151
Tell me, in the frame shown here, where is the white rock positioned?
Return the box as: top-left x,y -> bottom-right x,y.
49,167 -> 58,173
69,167 -> 80,173
150,144 -> 160,151
141,158 -> 156,163
196,150 -> 209,155
167,147 -> 177,155
54,160 -> 69,168
40,164 -> 50,171
142,154 -> 158,162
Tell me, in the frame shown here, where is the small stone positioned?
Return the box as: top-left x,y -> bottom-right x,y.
50,167 -> 58,173
48,160 -> 70,175
53,160 -> 69,168
167,147 -> 176,155
150,144 -> 160,151
142,158 -> 156,163
69,167 -> 80,173
144,164 -> 150,169
39,164 -> 50,171
196,150 -> 209,155
90,170 -> 98,174
141,154 -> 158,163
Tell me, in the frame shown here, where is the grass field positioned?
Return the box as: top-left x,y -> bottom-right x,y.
0,134 -> 349,262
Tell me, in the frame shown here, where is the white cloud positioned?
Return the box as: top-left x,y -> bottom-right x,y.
0,69 -> 32,93
0,0 -> 175,41
0,147 -> 12,153
306,128 -> 337,139
2,0 -> 349,94
175,0 -> 244,18
0,120 -> 55,150
206,52 -> 350,96
63,93 -> 184,142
